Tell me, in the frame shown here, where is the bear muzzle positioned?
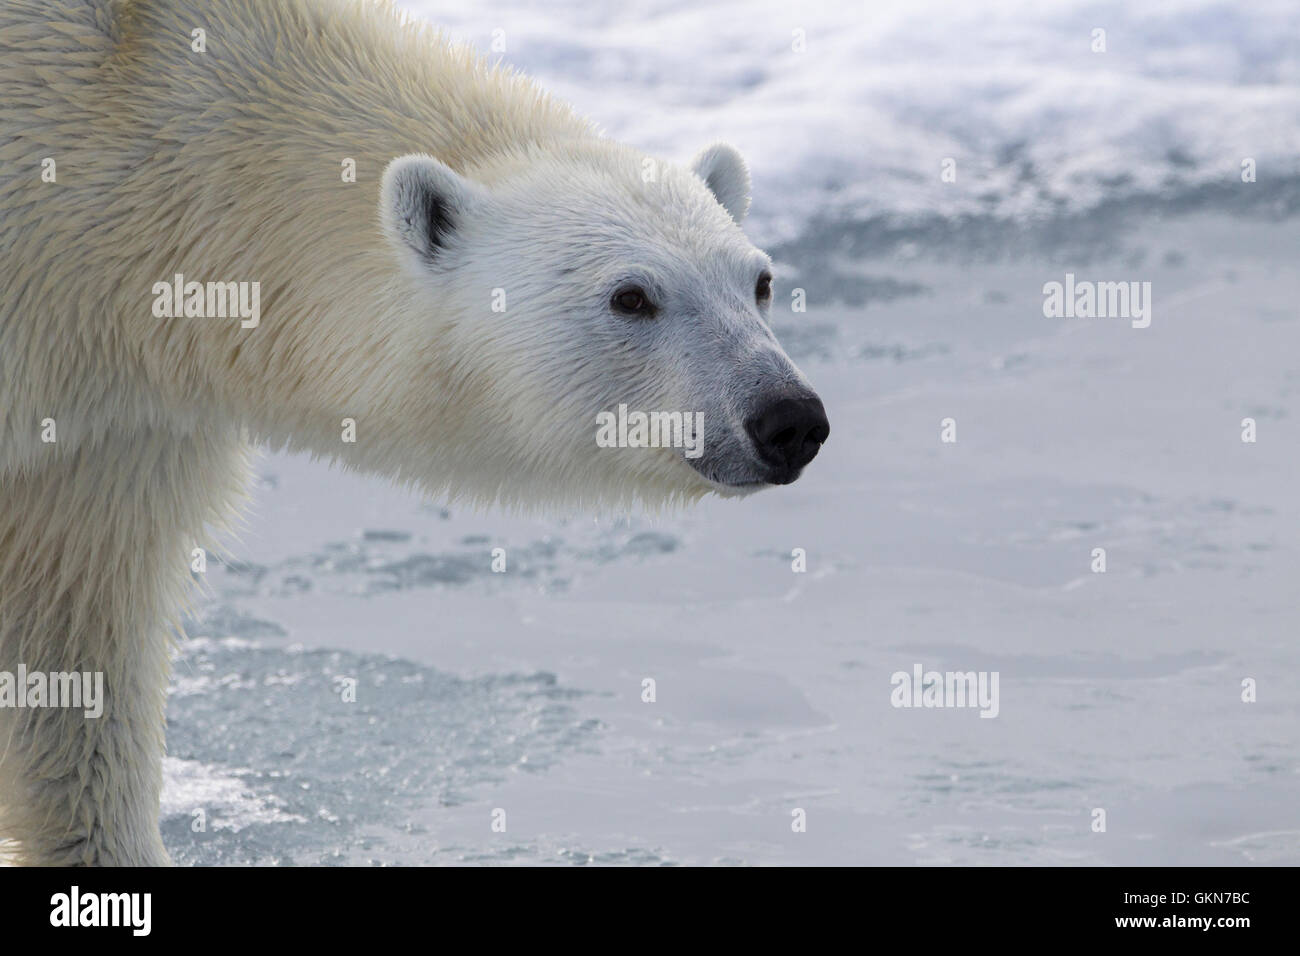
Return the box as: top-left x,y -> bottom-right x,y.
744,393 -> 830,484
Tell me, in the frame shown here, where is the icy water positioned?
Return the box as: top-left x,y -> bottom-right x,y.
162,0 -> 1300,865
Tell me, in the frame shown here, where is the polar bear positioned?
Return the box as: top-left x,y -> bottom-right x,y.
0,0 -> 829,865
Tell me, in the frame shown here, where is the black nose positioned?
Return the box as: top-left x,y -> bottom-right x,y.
745,395 -> 830,475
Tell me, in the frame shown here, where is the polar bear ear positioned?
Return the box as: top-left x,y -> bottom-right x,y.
380,153 -> 480,263
690,143 -> 751,224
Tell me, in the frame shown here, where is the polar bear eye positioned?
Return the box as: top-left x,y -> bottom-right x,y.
611,285 -> 656,317
755,272 -> 773,303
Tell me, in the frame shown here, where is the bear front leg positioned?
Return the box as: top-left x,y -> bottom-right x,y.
0,427 -> 249,865
0,657 -> 171,866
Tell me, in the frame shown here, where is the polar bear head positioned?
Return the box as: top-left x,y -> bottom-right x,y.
378,140 -> 828,508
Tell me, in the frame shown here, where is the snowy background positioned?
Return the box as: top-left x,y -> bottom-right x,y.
163,0 -> 1300,864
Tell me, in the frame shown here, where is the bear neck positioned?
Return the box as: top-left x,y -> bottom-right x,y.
97,0 -> 595,463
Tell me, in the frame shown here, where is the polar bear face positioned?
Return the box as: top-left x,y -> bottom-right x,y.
379,141 -> 828,508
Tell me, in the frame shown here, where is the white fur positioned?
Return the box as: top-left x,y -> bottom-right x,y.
0,0 -> 817,864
